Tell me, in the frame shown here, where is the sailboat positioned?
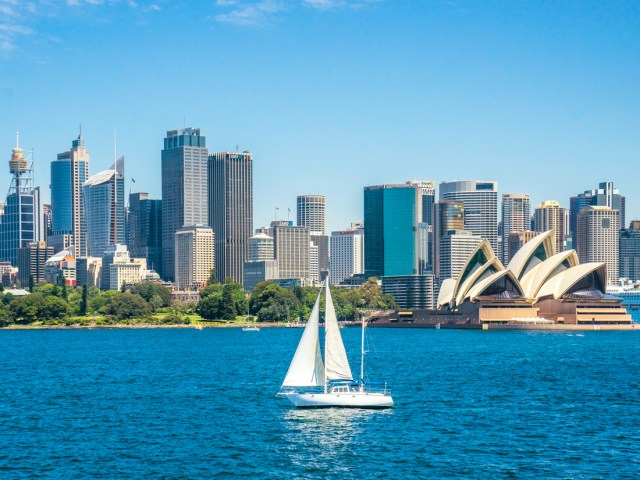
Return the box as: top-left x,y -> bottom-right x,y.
278,280 -> 394,409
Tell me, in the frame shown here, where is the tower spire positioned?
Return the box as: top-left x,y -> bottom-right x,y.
16,131 -> 19,149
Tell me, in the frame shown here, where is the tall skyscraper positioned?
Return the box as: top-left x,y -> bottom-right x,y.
570,182 -> 625,250
0,137 -> 41,266
432,200 -> 465,280
83,157 -> 125,257
174,226 -> 215,290
208,151 -> 253,284
17,241 -> 53,286
501,194 -> 530,264
577,206 -> 619,285
533,200 -> 568,255
297,195 -> 326,234
296,195 -> 328,280
270,220 -> 310,281
619,222 -> 640,282
161,128 -> 208,281
42,203 -> 52,244
439,230 -> 482,280
330,226 -> 364,285
127,192 -> 162,275
440,180 -> 498,254
363,181 -> 432,278
50,132 -> 90,257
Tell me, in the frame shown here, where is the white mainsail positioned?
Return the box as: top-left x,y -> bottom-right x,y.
324,281 -> 353,381
282,292 -> 325,387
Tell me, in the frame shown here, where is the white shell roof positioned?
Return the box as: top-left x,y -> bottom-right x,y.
466,269 -> 523,302
450,239 -> 497,306
519,250 -> 579,298
535,262 -> 606,300
454,257 -> 504,307
437,278 -> 456,309
506,230 -> 555,280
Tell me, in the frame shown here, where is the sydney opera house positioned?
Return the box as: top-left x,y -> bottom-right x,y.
372,230 -> 632,328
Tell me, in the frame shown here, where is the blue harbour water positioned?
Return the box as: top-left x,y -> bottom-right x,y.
1,328 -> 639,479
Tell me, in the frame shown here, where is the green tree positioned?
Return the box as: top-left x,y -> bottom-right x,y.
8,294 -> 45,323
104,293 -> 152,320
91,290 -> 121,313
28,275 -> 35,293
206,268 -> 218,286
42,296 -> 70,319
80,284 -> 88,316
130,282 -> 170,307
248,281 -> 300,323
61,279 -> 68,301
149,294 -> 165,312
197,293 -> 222,320
199,283 -> 223,300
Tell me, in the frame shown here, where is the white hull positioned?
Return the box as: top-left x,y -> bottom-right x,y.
285,392 -> 394,409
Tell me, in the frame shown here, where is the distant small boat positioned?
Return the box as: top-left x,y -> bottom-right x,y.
435,323 -> 441,330
194,324 -> 204,330
243,326 -> 260,332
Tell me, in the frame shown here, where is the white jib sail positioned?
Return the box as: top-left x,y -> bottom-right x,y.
282,291 -> 325,387
324,281 -> 353,381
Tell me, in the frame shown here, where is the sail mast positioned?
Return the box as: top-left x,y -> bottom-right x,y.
360,315 -> 365,381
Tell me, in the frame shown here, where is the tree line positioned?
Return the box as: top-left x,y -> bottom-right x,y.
0,275 -> 397,326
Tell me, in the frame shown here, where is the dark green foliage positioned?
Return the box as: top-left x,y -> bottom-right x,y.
103,292 -> 152,320
247,278 -> 398,323
28,275 -> 35,293
6,293 -> 70,323
206,269 -> 218,286
196,280 -> 247,320
80,284 -> 88,316
249,282 -> 300,323
130,282 -> 170,308
61,279 -> 68,301
199,283 -> 223,299
91,290 -> 121,313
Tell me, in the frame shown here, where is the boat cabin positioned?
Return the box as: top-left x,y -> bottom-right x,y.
328,380 -> 363,394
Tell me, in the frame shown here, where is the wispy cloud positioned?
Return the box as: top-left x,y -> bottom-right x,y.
0,5 -> 34,52
214,0 -> 380,26
215,0 -> 285,26
0,0 -> 163,53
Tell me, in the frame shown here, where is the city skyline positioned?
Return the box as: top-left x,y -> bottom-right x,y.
1,2 -> 639,233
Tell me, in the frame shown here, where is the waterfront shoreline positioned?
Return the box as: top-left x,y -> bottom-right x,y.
2,322 -> 637,331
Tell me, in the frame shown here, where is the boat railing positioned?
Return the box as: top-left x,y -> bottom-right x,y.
362,381 -> 391,395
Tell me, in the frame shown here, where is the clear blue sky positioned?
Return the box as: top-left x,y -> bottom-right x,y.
1,0 -> 638,232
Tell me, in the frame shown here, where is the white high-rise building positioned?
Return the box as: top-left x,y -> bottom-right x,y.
174,226 -> 214,289
100,244 -> 147,290
248,233 -> 274,261
439,230 -> 482,280
440,180 -> 498,255
330,227 -> 364,285
534,200 -> 568,255
501,193 -> 530,264
310,242 -> 319,283
297,195 -> 325,234
269,220 -> 310,282
577,206 -> 619,285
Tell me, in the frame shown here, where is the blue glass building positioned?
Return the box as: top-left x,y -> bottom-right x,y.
0,142 -> 40,266
364,181 -> 433,277
83,157 -> 125,257
50,134 -> 90,256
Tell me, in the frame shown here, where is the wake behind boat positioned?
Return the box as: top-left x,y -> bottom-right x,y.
278,280 -> 394,409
